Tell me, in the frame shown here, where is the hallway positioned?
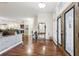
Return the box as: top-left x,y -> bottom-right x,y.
0,2 -> 79,56
0,38 -> 66,56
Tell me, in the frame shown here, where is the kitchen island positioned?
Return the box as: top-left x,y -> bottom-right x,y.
0,34 -> 22,54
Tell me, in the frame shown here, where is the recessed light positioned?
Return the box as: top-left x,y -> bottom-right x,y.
38,2 -> 46,8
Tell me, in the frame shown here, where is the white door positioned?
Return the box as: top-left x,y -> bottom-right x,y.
65,7 -> 74,56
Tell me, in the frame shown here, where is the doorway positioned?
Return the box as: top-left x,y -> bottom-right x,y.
57,17 -> 62,46
38,23 -> 46,39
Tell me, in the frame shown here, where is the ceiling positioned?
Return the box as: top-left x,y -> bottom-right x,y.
0,2 -> 58,20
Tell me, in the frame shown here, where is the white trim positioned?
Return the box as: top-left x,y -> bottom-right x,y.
0,41 -> 22,55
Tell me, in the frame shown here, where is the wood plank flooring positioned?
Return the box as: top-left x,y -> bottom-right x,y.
0,36 -> 66,56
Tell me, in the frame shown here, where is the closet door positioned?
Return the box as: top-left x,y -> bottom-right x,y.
64,6 -> 75,56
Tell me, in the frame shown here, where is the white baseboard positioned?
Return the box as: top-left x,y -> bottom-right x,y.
0,41 -> 22,55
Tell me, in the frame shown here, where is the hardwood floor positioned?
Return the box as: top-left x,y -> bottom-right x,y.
0,36 -> 66,56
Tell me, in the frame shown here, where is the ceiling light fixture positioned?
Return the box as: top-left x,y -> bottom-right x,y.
38,2 -> 46,8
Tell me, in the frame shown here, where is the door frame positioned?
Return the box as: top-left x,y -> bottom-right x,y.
64,5 -> 75,56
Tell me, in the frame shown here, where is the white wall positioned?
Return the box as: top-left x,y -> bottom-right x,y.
56,2 -> 72,16
52,19 -> 57,44
24,17 -> 34,36
37,13 -> 53,39
33,16 -> 38,32
52,2 -> 72,45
